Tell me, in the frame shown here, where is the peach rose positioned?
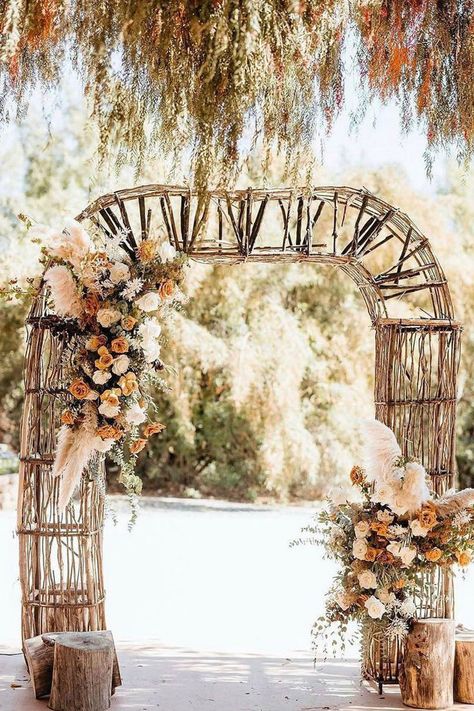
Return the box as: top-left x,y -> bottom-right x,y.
158,279 -> 174,299
364,547 -> 379,562
96,424 -> 123,440
425,547 -> 442,562
61,410 -> 75,425
119,372 -> 138,396
143,422 -> 166,437
130,438 -> 147,454
456,551 -> 472,567
111,337 -> 129,354
121,315 -> 137,331
95,346 -> 114,370
69,379 -> 91,400
371,522 -> 389,537
418,505 -> 438,530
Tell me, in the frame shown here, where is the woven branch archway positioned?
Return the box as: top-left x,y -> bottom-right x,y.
18,185 -> 461,684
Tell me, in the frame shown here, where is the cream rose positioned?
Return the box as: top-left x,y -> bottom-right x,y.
353,539 -> 368,561
355,521 -> 370,539
410,519 -> 429,538
358,570 -> 377,590
109,261 -> 131,283
364,595 -> 386,620
387,543 -> 417,567
135,292 -> 160,312
377,588 -> 396,605
112,354 -> 130,376
92,370 -> 111,385
138,319 -> 162,363
97,307 -> 122,327
98,401 -> 120,418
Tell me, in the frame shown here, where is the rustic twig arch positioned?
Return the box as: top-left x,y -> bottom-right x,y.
18,185 -> 461,685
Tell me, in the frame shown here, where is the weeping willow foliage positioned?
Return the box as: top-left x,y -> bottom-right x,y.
2,1 -> 474,187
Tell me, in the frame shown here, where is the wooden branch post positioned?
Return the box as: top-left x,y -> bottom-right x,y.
48,633 -> 115,711
400,619 -> 455,709
454,630 -> 474,703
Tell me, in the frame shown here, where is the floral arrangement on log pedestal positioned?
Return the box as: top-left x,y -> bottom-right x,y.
4,219 -> 187,511
296,420 -> 474,683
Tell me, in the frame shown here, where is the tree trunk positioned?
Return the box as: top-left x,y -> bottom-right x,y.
400,619 -> 455,709
454,630 -> 474,703
48,633 -> 114,711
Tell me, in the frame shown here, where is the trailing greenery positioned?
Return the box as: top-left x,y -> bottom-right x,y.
1,2 -> 474,186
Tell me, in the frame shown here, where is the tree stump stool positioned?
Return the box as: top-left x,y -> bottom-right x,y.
400,619 -> 455,709
454,628 -> 474,703
48,633 -> 114,711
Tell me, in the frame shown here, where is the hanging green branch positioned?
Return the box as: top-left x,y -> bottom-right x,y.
1,1 -> 473,187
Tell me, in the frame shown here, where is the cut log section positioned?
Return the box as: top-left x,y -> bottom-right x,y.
400,619 -> 455,709
48,632 -> 114,711
24,630 -> 121,701
455,629 -> 474,703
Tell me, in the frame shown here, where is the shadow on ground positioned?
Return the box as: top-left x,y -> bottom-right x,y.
1,644 -> 415,711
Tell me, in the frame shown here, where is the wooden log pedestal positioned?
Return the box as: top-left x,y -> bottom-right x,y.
400,619 -> 455,710
23,631 -> 121,707
454,629 -> 474,703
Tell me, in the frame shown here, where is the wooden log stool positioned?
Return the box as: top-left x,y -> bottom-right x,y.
455,628 -> 474,703
400,619 -> 455,709
24,631 -> 121,707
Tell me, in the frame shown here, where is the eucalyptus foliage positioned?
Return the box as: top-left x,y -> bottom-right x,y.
1,1 -> 474,187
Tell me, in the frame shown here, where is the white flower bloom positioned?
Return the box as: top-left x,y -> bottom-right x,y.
387,543 -> 417,567
159,241 -> 177,263
92,370 -> 112,385
121,277 -> 144,301
399,597 -> 417,618
377,510 -> 394,524
388,524 -> 407,538
328,486 -> 348,506
377,588 -> 396,605
453,511 -> 472,529
98,401 -> 120,418
135,291 -> 160,313
138,318 -> 162,363
410,519 -> 429,538
92,437 -> 114,453
44,265 -> 83,318
355,521 -> 370,539
126,402 -> 146,426
387,619 -> 410,640
365,595 -> 386,620
353,539 -> 368,561
109,261 -> 130,284
358,570 -> 377,590
96,307 -> 122,327
112,354 -> 130,375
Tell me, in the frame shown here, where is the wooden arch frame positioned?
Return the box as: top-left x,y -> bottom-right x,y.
18,185 -> 461,685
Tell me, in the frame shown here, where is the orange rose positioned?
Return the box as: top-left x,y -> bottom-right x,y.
456,551 -> 472,567
350,465 -> 365,486
425,547 -> 442,562
371,522 -> 389,537
86,335 -> 107,351
83,292 -> 100,317
61,410 -> 75,425
130,438 -> 147,454
111,337 -> 129,354
119,372 -> 138,396
95,346 -> 114,370
69,379 -> 91,400
138,239 -> 157,263
365,548 -> 379,562
121,315 -> 137,331
418,504 -> 438,530
159,279 -> 174,299
96,424 -> 123,440
100,389 -> 121,407
143,422 -> 166,437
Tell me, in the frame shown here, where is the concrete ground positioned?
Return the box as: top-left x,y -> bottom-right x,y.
1,496 -> 474,710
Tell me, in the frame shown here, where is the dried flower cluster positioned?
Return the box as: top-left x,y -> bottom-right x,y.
2,2 -> 472,186
20,218 -> 187,510
297,421 -> 474,654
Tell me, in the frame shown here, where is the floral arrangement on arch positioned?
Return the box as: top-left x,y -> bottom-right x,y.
297,420 -> 474,651
22,218 -> 187,511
